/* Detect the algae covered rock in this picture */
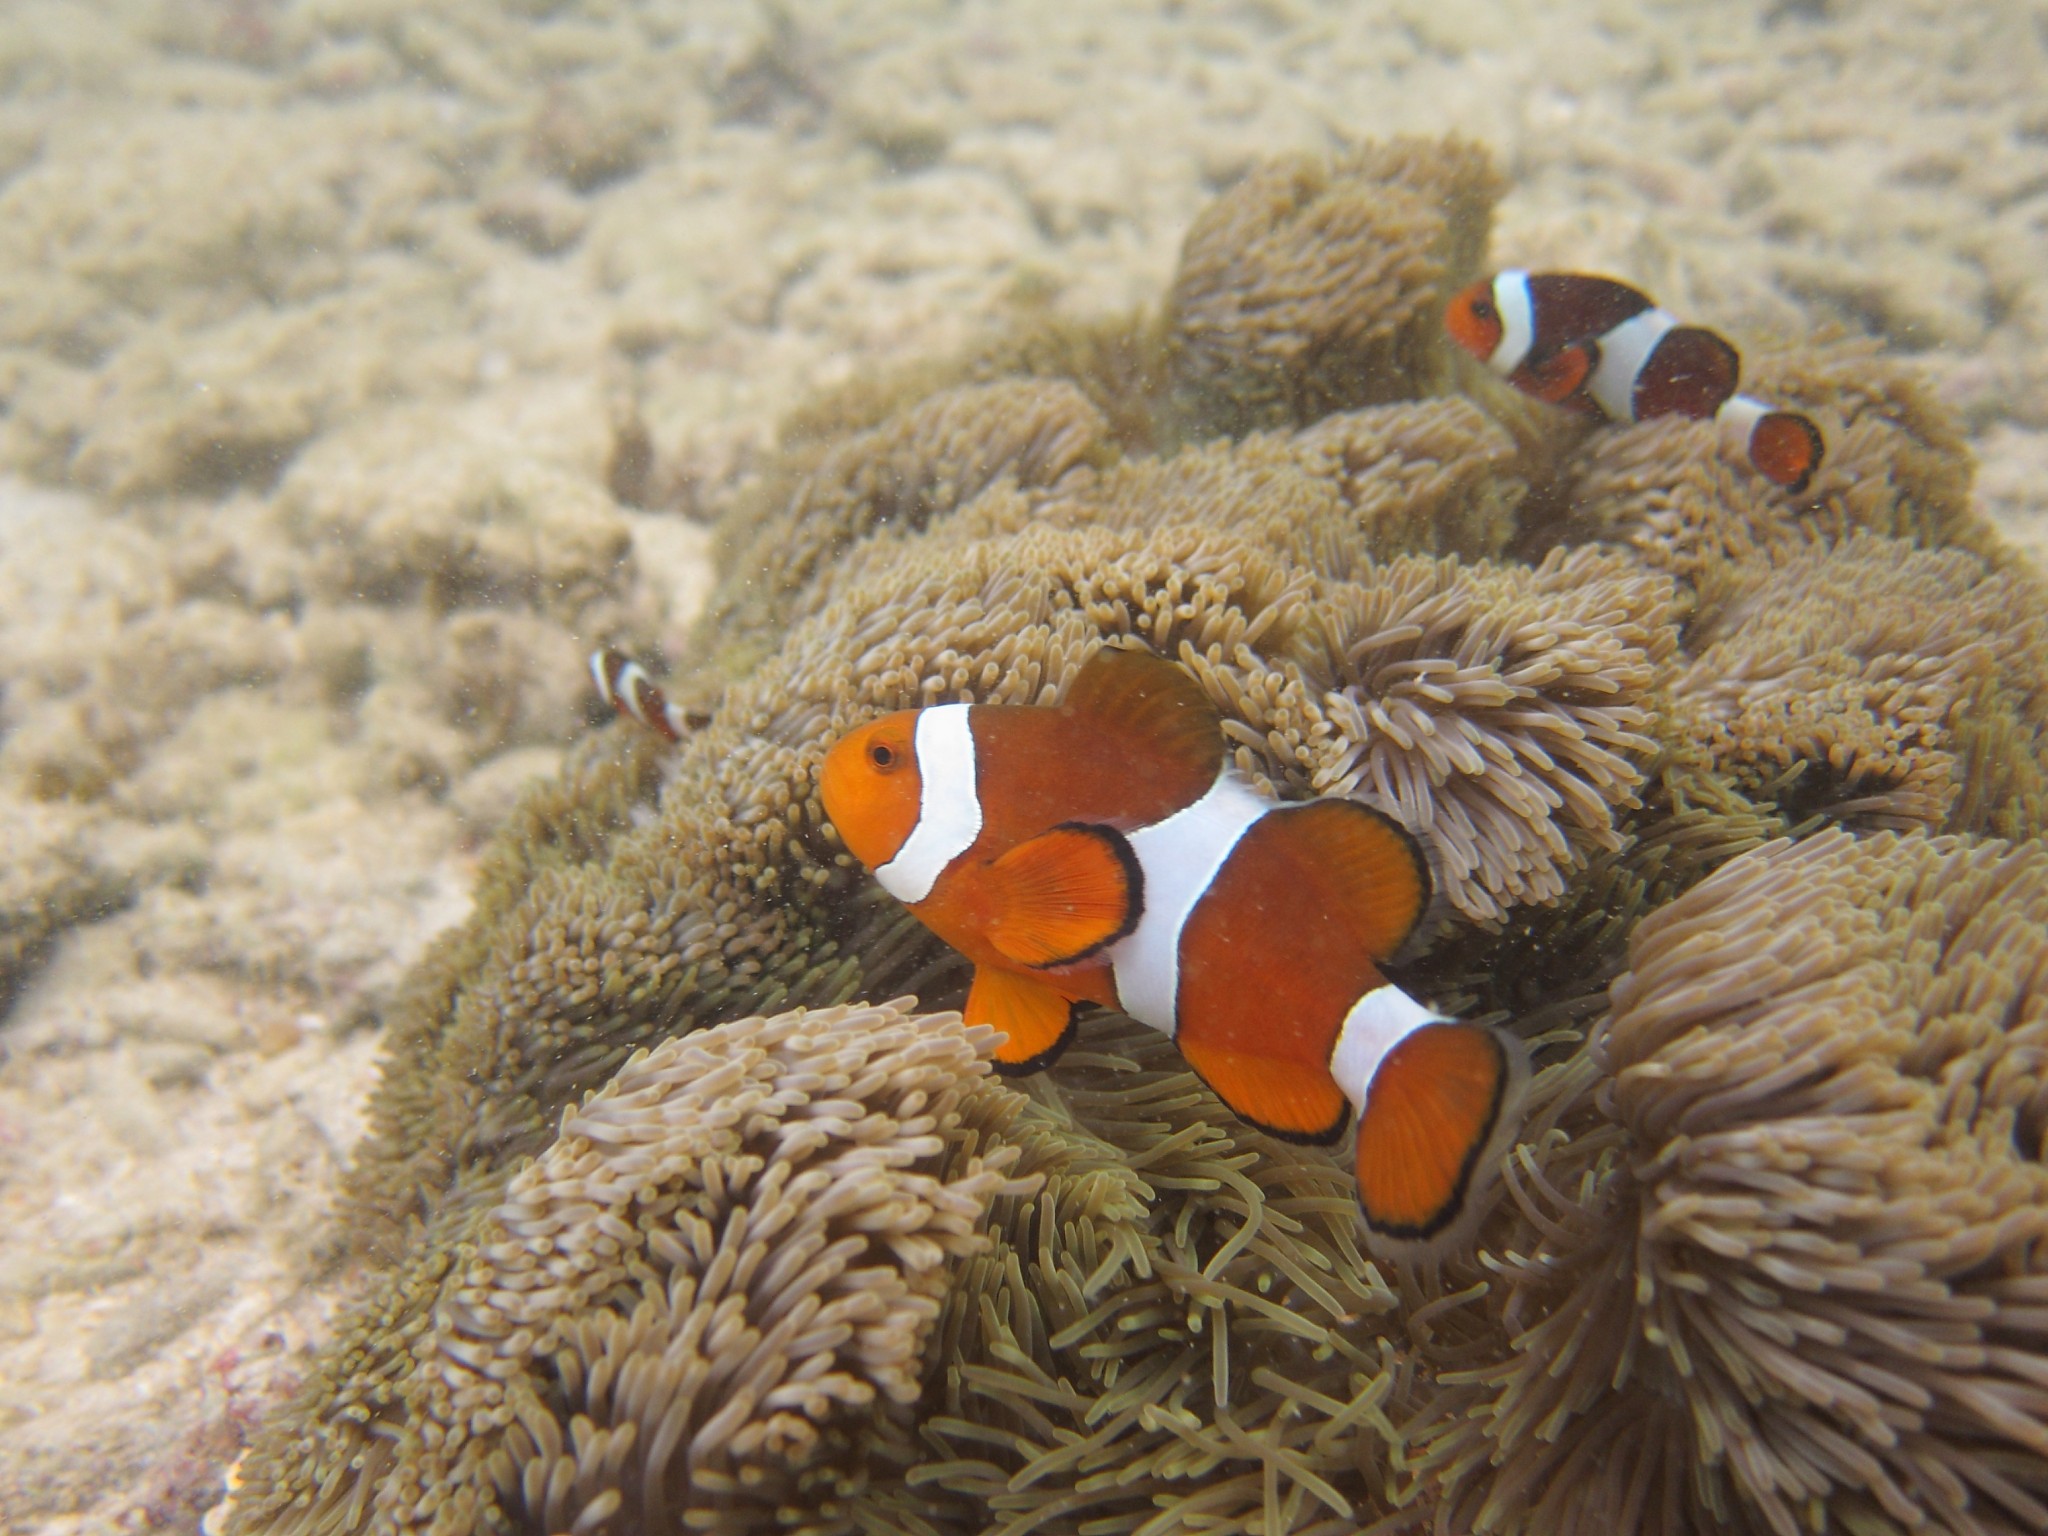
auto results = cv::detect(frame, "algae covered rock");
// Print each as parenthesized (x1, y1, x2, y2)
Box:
(227, 137, 2048, 1536)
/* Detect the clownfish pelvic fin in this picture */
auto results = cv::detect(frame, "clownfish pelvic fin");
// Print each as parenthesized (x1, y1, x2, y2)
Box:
(967, 965, 1080, 1074)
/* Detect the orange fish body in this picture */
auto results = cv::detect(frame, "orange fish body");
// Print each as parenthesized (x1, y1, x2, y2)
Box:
(1445, 268, 1824, 494)
(821, 646, 1526, 1248)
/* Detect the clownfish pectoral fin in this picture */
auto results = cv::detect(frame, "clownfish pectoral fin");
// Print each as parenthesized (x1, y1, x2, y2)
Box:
(967, 965, 1078, 1074)
(983, 823, 1142, 968)
(1748, 409, 1824, 494)
(1060, 646, 1224, 785)
(1267, 799, 1432, 962)
(1516, 341, 1595, 405)
(1353, 1020, 1523, 1243)
(1178, 1039, 1349, 1144)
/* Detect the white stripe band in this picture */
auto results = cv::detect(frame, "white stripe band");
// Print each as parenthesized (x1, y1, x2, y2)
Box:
(1587, 306, 1677, 424)
(874, 704, 981, 905)
(1715, 391, 1768, 440)
(1490, 270, 1536, 377)
(1329, 984, 1448, 1113)
(1110, 771, 1271, 1036)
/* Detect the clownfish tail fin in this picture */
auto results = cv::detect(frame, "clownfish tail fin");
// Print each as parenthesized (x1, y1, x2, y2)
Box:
(590, 648, 697, 742)
(1338, 993, 1529, 1252)
(1719, 393, 1825, 494)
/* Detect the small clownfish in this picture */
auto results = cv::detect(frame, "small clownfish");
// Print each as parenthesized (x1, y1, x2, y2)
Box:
(1445, 269, 1825, 494)
(589, 648, 701, 741)
(819, 645, 1528, 1250)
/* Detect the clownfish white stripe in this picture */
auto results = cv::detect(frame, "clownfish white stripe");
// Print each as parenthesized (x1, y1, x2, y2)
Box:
(1329, 983, 1450, 1114)
(1717, 392, 1768, 440)
(874, 704, 982, 905)
(1489, 269, 1536, 378)
(1587, 306, 1678, 423)
(1110, 770, 1272, 1036)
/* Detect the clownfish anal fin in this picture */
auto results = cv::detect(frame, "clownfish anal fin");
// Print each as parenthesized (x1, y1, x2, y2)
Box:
(1178, 1039, 1350, 1144)
(1517, 341, 1595, 405)
(967, 966, 1078, 1074)
(983, 823, 1142, 968)
(1267, 800, 1431, 963)
(1354, 1021, 1510, 1240)
(1061, 646, 1224, 784)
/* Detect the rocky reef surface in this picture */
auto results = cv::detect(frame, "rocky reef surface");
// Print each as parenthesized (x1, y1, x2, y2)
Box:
(2, 3, 2047, 1534)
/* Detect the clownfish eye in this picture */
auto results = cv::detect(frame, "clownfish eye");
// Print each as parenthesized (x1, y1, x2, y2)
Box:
(1472, 297, 1497, 323)
(868, 741, 898, 770)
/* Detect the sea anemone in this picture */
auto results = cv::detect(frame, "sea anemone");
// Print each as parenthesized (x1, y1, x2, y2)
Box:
(225, 137, 2048, 1536)
(1411, 830, 2048, 1536)
(1672, 532, 2048, 838)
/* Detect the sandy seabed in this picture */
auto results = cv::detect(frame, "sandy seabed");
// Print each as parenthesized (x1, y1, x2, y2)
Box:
(0, 1, 2043, 1530)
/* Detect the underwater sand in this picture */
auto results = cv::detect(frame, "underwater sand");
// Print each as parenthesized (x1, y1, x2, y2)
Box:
(0, 0, 2043, 1529)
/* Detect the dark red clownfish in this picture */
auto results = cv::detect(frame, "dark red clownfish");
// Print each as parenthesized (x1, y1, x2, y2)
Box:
(818, 645, 1528, 1251)
(1446, 269, 1825, 494)
(589, 648, 707, 741)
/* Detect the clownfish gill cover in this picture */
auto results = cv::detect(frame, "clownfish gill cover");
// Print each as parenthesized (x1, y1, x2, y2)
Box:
(1, 9, 2045, 1536)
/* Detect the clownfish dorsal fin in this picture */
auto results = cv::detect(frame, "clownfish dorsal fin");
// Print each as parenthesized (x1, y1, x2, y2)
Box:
(1060, 646, 1224, 784)
(1517, 340, 1595, 405)
(1353, 1020, 1518, 1240)
(967, 965, 1078, 1074)
(1178, 1040, 1349, 1144)
(982, 823, 1142, 969)
(1265, 799, 1432, 962)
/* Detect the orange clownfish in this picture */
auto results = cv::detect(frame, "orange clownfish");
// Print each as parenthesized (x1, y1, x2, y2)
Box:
(820, 645, 1527, 1248)
(1445, 269, 1825, 494)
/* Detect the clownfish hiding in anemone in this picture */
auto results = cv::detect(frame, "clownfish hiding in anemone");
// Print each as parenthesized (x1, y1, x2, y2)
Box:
(819, 645, 1529, 1250)
(1445, 269, 1825, 494)
(589, 647, 705, 741)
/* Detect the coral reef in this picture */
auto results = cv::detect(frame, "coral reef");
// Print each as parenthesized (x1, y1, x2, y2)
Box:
(225, 139, 2048, 1536)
